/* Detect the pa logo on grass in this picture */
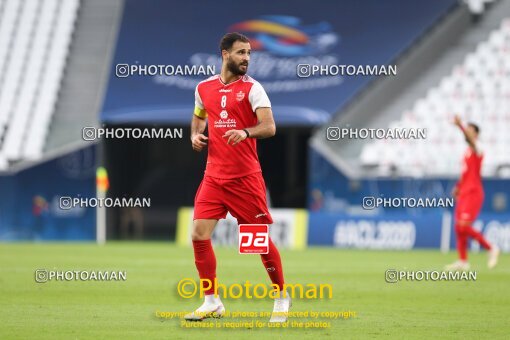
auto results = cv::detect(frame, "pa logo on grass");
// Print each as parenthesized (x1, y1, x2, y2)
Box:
(238, 224, 269, 254)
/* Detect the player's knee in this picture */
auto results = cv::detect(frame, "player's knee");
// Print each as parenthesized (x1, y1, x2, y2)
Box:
(191, 228, 210, 241)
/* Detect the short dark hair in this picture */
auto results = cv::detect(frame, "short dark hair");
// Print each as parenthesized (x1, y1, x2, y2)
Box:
(219, 32, 250, 53)
(468, 122, 480, 134)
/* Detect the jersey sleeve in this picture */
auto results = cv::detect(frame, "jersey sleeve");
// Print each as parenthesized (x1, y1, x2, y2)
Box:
(194, 85, 207, 118)
(248, 81, 271, 112)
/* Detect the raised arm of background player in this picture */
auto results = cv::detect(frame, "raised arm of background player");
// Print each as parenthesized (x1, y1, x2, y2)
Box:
(454, 115, 479, 153)
(451, 114, 478, 198)
(223, 107, 276, 145)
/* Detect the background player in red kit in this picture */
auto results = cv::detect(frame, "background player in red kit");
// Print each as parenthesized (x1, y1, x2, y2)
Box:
(184, 33, 290, 322)
(445, 115, 500, 271)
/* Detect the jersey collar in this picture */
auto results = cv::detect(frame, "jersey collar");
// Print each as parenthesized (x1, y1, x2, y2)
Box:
(219, 75, 244, 86)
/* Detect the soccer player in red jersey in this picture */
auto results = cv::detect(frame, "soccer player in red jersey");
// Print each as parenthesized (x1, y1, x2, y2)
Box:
(184, 33, 290, 322)
(445, 115, 499, 271)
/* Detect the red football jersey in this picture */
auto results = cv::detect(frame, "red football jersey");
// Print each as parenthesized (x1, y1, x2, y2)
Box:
(458, 146, 483, 195)
(194, 74, 271, 179)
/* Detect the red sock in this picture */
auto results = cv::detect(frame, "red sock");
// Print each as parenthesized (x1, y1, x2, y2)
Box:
(464, 226, 491, 250)
(455, 226, 468, 261)
(260, 238, 285, 291)
(192, 239, 216, 295)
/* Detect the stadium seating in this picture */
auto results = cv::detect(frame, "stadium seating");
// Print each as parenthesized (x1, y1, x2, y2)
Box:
(464, 0, 496, 14)
(361, 17, 510, 177)
(0, 0, 80, 169)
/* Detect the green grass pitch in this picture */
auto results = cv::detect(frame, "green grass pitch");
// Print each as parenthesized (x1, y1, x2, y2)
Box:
(0, 242, 508, 339)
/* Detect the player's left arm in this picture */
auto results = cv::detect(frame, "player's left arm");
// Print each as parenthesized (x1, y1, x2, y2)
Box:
(223, 107, 276, 145)
(223, 81, 276, 145)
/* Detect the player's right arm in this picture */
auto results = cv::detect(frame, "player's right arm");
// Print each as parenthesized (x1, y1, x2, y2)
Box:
(191, 114, 208, 152)
(191, 85, 208, 152)
(454, 115, 479, 154)
(452, 115, 471, 197)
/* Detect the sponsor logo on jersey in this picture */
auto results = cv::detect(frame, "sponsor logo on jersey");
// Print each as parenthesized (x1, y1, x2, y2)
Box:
(220, 110, 228, 119)
(219, 88, 232, 93)
(214, 118, 237, 128)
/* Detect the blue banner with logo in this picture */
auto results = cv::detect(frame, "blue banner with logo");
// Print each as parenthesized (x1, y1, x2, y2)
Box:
(102, 0, 456, 125)
(308, 211, 443, 249)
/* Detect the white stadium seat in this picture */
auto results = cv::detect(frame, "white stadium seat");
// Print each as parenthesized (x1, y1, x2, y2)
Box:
(361, 17, 510, 177)
(0, 0, 80, 164)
